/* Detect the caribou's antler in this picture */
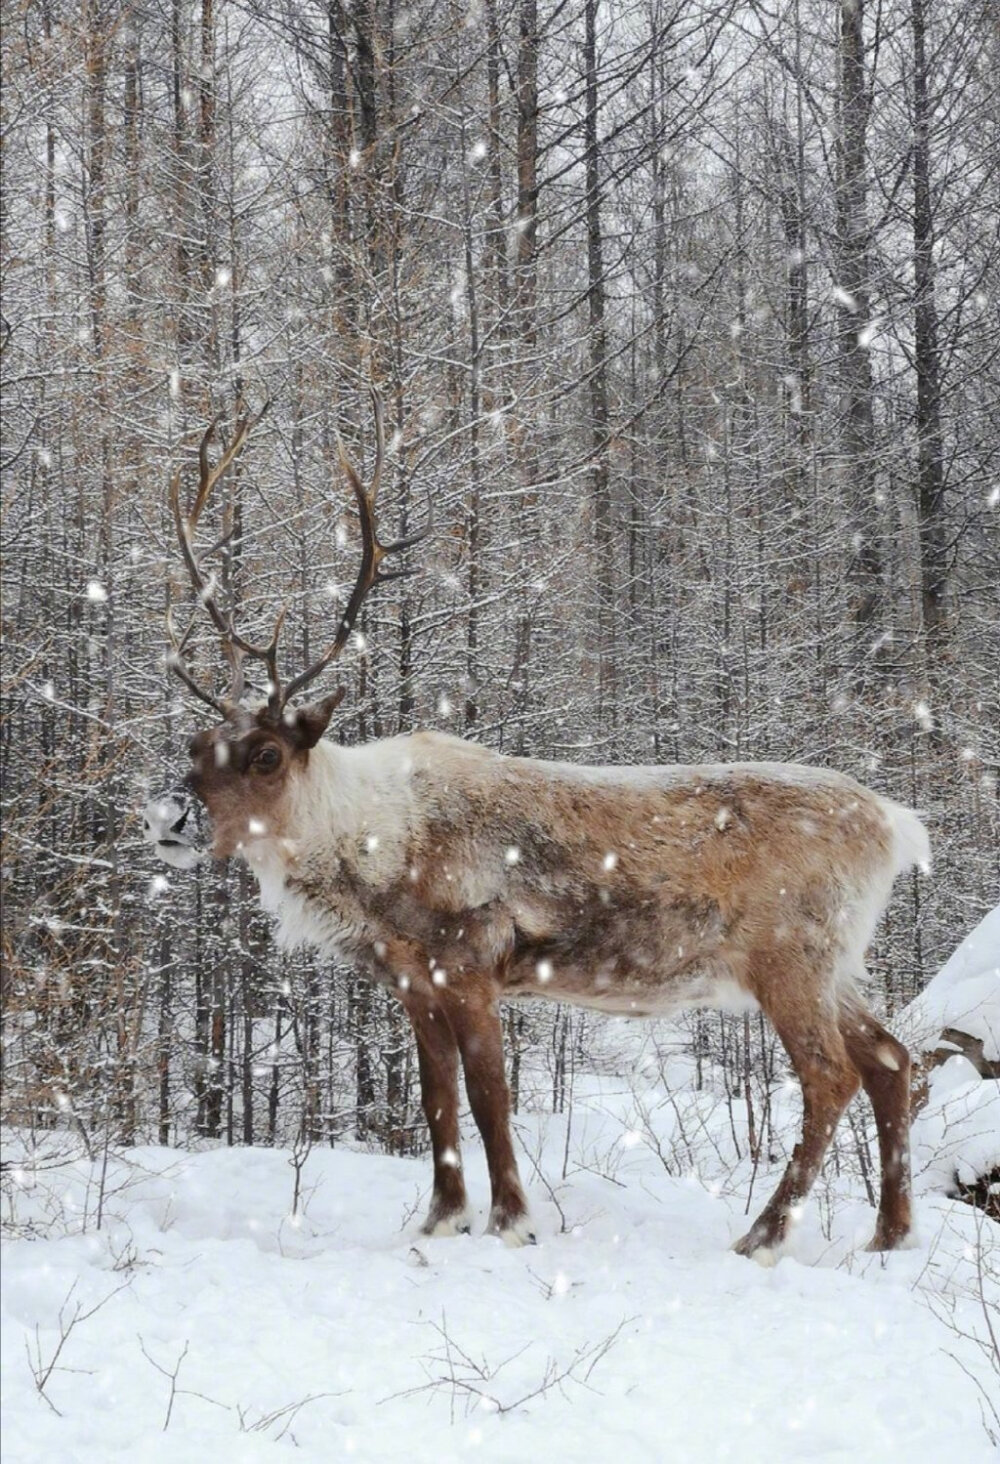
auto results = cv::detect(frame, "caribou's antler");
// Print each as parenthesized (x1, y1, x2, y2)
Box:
(167, 390, 429, 722)
(167, 401, 286, 715)
(279, 390, 429, 709)
(166, 605, 233, 718)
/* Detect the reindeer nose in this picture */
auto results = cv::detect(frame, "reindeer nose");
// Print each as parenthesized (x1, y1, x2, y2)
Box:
(143, 790, 206, 870)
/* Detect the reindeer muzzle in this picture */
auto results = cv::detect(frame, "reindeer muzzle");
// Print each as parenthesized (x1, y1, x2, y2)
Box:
(143, 791, 207, 870)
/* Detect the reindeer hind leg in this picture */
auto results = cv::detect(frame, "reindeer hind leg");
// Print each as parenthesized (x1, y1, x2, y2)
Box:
(838, 999, 913, 1251)
(736, 963, 860, 1260)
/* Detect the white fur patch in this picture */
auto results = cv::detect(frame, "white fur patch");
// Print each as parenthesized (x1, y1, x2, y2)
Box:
(877, 795, 931, 876)
(234, 736, 427, 960)
(424, 1209, 473, 1239)
(489, 1211, 536, 1248)
(876, 1044, 901, 1072)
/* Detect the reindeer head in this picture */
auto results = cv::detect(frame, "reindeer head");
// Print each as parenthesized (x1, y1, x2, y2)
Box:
(144, 391, 426, 865)
(178, 704, 334, 860)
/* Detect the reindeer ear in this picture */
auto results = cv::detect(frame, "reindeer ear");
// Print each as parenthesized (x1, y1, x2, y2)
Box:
(288, 687, 346, 749)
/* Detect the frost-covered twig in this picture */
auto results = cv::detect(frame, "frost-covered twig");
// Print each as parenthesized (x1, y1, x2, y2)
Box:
(913, 1205, 1000, 1446)
(514, 1118, 570, 1233)
(25, 1279, 129, 1415)
(380, 1309, 633, 1420)
(236, 1389, 341, 1441)
(137, 1337, 190, 1431)
(136, 1337, 232, 1432)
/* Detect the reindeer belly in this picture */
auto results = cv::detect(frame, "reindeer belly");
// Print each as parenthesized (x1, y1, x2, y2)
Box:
(510, 973, 760, 1018)
(504, 956, 757, 1018)
(500, 890, 750, 1017)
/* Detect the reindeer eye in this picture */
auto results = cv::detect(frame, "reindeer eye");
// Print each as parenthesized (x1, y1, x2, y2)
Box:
(252, 746, 281, 771)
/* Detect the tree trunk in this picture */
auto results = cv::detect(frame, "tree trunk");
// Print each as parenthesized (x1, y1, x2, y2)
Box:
(585, 0, 615, 722)
(515, 0, 538, 343)
(510, 0, 541, 752)
(836, 0, 881, 673)
(911, 0, 948, 651)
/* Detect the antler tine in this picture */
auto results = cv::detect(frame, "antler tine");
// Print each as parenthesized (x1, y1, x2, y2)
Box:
(171, 404, 269, 617)
(166, 606, 232, 718)
(264, 606, 287, 717)
(169, 402, 283, 716)
(216, 605, 285, 713)
(277, 392, 408, 711)
(192, 409, 261, 528)
(170, 430, 238, 646)
(381, 486, 435, 555)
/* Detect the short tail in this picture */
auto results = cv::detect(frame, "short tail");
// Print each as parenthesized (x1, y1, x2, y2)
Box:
(879, 797, 931, 877)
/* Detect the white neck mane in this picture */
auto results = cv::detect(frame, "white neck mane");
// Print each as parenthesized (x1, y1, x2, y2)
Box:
(243, 735, 418, 956)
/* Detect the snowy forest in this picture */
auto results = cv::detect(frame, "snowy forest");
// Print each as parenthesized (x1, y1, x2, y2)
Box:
(3, 0, 997, 1151)
(1, 0, 999, 1457)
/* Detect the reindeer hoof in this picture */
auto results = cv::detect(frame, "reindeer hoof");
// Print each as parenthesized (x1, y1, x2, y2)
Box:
(733, 1239, 779, 1267)
(863, 1224, 917, 1254)
(422, 1208, 473, 1238)
(732, 1224, 783, 1264)
(488, 1211, 536, 1247)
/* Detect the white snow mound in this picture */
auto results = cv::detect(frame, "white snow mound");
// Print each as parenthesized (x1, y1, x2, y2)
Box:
(911, 1057, 1000, 1195)
(901, 904, 1000, 1060)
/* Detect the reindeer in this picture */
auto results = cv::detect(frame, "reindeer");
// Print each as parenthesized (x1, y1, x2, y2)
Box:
(145, 396, 928, 1259)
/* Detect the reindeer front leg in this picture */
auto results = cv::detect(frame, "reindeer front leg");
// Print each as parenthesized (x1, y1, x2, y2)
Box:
(446, 989, 534, 1246)
(403, 996, 472, 1237)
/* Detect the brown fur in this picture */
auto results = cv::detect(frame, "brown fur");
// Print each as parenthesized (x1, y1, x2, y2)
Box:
(180, 715, 919, 1256)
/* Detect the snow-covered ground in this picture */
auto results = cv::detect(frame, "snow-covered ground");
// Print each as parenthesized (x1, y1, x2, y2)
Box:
(3, 1062, 998, 1464)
